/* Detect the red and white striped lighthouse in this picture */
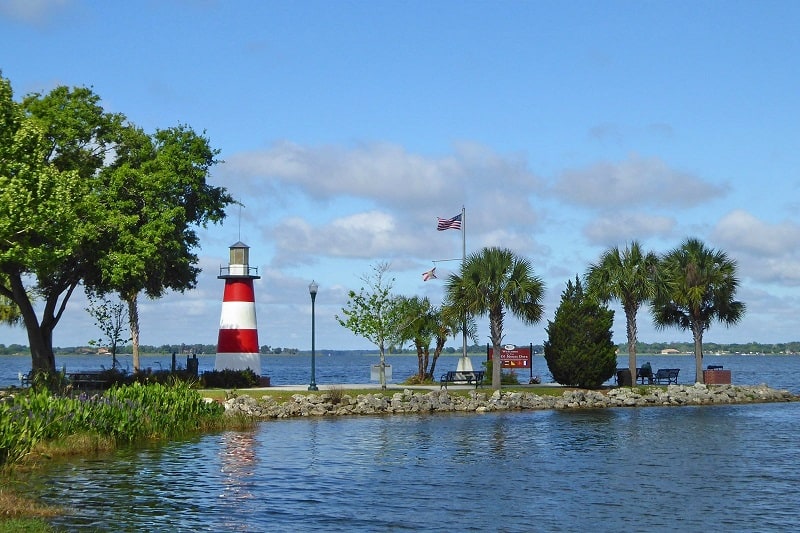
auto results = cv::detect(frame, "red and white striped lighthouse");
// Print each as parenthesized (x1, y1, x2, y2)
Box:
(215, 241, 261, 372)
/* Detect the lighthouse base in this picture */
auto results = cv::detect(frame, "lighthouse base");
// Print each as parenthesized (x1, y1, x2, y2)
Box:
(214, 353, 262, 373)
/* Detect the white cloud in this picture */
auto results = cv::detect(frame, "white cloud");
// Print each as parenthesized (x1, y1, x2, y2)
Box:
(713, 210, 800, 255)
(712, 210, 800, 286)
(584, 212, 675, 246)
(223, 141, 542, 211)
(552, 154, 727, 208)
(270, 211, 415, 265)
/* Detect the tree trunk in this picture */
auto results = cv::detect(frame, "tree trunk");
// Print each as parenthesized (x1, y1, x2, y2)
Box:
(27, 321, 56, 374)
(490, 309, 503, 390)
(428, 337, 446, 380)
(416, 343, 425, 379)
(379, 341, 386, 390)
(626, 306, 638, 387)
(693, 324, 704, 384)
(8, 273, 56, 374)
(492, 342, 502, 390)
(127, 292, 141, 372)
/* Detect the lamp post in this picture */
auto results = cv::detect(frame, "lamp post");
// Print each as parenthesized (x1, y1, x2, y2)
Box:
(308, 280, 319, 391)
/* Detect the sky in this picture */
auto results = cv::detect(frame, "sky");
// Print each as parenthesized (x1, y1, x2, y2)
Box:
(2, 0, 800, 352)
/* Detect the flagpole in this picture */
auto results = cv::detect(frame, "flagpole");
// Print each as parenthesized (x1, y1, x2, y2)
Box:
(461, 206, 468, 365)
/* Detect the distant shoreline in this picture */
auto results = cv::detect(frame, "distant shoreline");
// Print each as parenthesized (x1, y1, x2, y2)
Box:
(3, 351, 800, 357)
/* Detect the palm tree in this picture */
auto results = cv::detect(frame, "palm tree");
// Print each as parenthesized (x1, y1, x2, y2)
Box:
(586, 241, 659, 386)
(444, 247, 545, 390)
(396, 297, 478, 381)
(653, 238, 745, 383)
(396, 295, 437, 380)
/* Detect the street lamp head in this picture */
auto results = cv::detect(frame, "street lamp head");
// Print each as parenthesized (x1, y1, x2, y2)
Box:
(309, 280, 319, 296)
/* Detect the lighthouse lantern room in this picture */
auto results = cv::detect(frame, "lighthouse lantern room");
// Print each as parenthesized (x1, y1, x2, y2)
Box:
(215, 241, 262, 373)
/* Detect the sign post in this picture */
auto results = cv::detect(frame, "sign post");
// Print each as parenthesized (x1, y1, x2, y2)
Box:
(487, 343, 534, 381)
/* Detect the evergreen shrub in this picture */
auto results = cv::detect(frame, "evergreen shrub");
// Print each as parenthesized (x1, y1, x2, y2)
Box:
(544, 276, 617, 388)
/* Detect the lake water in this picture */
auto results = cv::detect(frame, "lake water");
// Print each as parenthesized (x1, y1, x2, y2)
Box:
(18, 402, 800, 531)
(5, 353, 800, 531)
(3, 352, 800, 393)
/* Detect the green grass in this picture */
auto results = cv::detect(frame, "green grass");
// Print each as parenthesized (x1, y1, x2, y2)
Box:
(0, 518, 56, 532)
(0, 488, 62, 531)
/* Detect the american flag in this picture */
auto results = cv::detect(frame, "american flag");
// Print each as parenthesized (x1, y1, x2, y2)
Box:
(437, 214, 462, 231)
(422, 267, 436, 281)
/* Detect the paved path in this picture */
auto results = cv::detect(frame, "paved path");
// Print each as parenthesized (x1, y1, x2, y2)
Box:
(263, 382, 562, 392)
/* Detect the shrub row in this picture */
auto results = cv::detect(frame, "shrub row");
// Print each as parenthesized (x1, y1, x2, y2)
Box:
(0, 381, 224, 468)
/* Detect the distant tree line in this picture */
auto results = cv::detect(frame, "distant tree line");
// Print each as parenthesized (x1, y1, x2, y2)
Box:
(3, 341, 800, 358)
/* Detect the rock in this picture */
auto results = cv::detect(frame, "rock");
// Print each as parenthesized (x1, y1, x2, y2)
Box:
(219, 384, 800, 419)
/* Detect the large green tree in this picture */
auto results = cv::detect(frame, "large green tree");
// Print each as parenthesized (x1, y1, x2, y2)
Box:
(336, 262, 404, 389)
(1, 75, 233, 375)
(444, 247, 545, 390)
(544, 276, 617, 388)
(653, 238, 745, 383)
(586, 241, 659, 386)
(0, 77, 96, 374)
(85, 124, 232, 371)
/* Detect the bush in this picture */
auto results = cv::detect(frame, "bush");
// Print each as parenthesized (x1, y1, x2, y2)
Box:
(200, 368, 260, 389)
(0, 382, 224, 468)
(544, 276, 617, 388)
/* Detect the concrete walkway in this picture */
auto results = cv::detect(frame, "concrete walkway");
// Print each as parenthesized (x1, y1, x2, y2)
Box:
(263, 382, 562, 392)
(265, 383, 458, 392)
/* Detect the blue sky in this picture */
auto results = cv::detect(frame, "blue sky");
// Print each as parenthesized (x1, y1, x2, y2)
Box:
(2, 0, 800, 351)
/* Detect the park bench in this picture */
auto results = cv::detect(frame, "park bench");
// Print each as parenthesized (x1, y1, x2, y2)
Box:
(440, 370, 485, 389)
(68, 371, 111, 391)
(653, 368, 680, 385)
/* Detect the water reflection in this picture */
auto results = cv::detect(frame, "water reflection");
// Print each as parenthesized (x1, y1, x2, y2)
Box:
(219, 430, 258, 505)
(23, 403, 800, 531)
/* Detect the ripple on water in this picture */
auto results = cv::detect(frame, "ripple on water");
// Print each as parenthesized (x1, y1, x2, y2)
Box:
(26, 403, 800, 531)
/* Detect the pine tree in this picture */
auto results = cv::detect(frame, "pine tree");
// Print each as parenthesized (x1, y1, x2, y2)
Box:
(544, 276, 617, 388)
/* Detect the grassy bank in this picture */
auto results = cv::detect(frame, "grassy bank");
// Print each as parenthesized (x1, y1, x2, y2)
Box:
(0, 380, 242, 529)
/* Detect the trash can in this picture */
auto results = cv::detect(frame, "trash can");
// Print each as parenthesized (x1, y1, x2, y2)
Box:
(616, 369, 632, 386)
(703, 369, 731, 384)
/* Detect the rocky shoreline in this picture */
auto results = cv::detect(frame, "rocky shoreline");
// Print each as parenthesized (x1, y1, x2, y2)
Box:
(223, 383, 799, 419)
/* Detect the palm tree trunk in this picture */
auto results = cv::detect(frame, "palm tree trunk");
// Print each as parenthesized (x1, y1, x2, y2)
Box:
(627, 312, 638, 387)
(429, 337, 445, 380)
(416, 343, 425, 379)
(693, 323, 704, 384)
(490, 312, 503, 390)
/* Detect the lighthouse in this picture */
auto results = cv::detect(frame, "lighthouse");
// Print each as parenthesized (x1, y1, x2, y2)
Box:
(215, 241, 261, 372)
